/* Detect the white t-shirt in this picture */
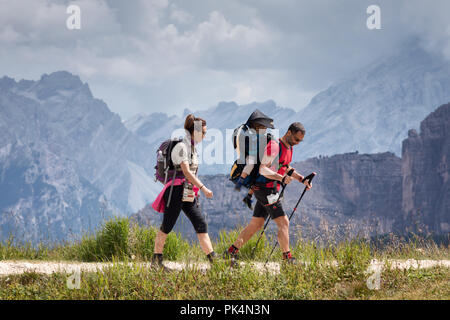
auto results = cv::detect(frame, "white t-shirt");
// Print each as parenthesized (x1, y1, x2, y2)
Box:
(171, 135, 199, 174)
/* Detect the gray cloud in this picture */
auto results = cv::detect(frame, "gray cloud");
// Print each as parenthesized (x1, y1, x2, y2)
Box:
(0, 0, 448, 119)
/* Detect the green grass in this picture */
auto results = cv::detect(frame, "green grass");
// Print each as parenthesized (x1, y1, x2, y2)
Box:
(0, 217, 449, 300)
(1, 217, 190, 262)
(0, 261, 448, 300)
(3, 218, 447, 263)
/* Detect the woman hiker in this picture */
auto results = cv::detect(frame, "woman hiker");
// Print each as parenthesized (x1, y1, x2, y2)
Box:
(151, 114, 217, 269)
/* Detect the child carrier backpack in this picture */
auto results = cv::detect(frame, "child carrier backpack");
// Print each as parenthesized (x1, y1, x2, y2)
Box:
(229, 125, 274, 189)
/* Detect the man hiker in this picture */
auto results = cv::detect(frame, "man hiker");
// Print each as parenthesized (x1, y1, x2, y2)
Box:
(226, 122, 312, 265)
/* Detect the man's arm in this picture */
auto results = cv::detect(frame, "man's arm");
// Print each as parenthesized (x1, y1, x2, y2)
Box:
(259, 150, 283, 181)
(287, 165, 312, 189)
(259, 152, 293, 183)
(288, 166, 304, 182)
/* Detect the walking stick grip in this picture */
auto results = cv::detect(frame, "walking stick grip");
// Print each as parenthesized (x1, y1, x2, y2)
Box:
(281, 168, 295, 185)
(301, 172, 316, 183)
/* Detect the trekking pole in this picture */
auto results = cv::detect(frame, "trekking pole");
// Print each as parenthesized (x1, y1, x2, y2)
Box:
(251, 168, 294, 258)
(264, 172, 316, 267)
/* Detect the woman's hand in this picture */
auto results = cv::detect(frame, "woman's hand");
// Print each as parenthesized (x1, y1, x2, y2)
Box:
(201, 186, 213, 199)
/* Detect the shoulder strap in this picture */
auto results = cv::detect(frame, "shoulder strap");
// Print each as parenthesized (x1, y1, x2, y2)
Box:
(271, 139, 284, 168)
(272, 139, 291, 191)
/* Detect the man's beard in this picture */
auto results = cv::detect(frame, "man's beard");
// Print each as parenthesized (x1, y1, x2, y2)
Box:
(287, 136, 295, 146)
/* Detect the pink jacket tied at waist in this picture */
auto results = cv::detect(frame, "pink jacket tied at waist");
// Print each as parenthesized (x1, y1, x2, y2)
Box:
(152, 178, 200, 213)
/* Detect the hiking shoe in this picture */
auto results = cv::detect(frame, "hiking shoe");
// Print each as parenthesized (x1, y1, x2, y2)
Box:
(207, 251, 218, 264)
(242, 194, 253, 210)
(222, 248, 240, 260)
(223, 251, 240, 269)
(230, 257, 240, 269)
(222, 250, 235, 259)
(283, 256, 298, 265)
(282, 251, 298, 265)
(150, 254, 172, 272)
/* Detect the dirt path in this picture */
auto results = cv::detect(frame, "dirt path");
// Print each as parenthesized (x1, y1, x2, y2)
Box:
(0, 259, 449, 276)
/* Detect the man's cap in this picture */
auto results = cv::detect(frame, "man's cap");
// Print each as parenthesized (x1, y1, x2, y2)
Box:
(246, 109, 275, 129)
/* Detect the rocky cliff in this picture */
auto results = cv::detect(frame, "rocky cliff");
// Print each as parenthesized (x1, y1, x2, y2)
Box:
(401, 102, 450, 234)
(0, 142, 114, 243)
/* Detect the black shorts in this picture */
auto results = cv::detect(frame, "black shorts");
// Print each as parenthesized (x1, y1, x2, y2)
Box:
(161, 185, 208, 234)
(253, 187, 286, 220)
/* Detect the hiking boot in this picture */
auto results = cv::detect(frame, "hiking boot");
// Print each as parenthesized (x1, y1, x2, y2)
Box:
(222, 249, 239, 260)
(242, 194, 253, 210)
(230, 257, 240, 269)
(151, 254, 172, 272)
(282, 251, 297, 265)
(207, 251, 218, 264)
(223, 244, 240, 260)
(223, 248, 241, 269)
(283, 256, 298, 265)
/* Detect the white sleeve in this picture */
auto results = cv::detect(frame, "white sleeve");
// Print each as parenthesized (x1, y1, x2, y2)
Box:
(171, 142, 189, 166)
(242, 155, 256, 175)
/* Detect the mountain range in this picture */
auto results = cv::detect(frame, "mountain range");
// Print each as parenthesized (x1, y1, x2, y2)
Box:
(126, 43, 450, 172)
(134, 102, 450, 241)
(0, 71, 159, 242)
(1, 42, 449, 243)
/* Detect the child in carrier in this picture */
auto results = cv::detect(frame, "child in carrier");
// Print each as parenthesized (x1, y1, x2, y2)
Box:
(234, 110, 275, 210)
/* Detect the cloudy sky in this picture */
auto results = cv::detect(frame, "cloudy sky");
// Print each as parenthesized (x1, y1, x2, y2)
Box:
(1, 0, 449, 120)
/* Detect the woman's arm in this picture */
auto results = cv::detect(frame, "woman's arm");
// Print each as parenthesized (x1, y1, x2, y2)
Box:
(180, 161, 213, 198)
(180, 161, 202, 187)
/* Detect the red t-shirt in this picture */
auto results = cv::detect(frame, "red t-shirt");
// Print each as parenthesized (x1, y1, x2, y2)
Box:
(264, 139, 293, 190)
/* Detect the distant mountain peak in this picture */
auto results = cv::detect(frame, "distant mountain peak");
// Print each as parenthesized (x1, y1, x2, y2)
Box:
(33, 70, 92, 100)
(38, 70, 83, 89)
(0, 75, 16, 90)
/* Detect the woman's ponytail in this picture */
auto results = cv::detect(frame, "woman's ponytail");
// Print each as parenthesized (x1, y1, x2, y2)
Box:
(184, 114, 206, 135)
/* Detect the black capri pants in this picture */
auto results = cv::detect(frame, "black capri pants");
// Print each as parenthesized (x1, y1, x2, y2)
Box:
(161, 185, 208, 234)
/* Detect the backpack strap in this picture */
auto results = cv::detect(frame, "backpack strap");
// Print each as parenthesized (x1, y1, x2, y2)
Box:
(166, 169, 177, 208)
(254, 139, 290, 190)
(272, 141, 281, 191)
(166, 138, 195, 208)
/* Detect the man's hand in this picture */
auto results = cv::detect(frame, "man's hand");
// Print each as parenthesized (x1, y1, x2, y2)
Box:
(301, 172, 316, 190)
(282, 174, 294, 185)
(303, 180, 312, 190)
(292, 170, 312, 190)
